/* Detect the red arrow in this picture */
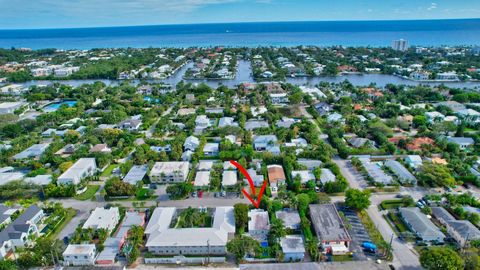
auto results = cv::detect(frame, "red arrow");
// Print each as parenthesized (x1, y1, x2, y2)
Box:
(230, 160, 268, 208)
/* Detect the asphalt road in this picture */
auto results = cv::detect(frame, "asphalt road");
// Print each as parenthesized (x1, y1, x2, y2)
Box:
(333, 158, 422, 270)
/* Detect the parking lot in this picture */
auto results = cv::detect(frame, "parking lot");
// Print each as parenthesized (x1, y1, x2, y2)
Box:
(336, 204, 375, 261)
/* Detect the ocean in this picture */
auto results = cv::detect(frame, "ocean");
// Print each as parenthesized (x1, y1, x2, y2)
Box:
(0, 19, 479, 49)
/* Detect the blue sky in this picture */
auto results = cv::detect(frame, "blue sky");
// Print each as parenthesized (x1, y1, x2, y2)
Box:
(1, 0, 479, 29)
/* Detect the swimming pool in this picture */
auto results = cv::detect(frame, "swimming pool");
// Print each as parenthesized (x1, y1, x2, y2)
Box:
(43, 100, 77, 112)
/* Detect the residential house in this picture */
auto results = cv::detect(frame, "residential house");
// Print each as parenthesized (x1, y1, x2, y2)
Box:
(399, 207, 445, 243)
(431, 207, 480, 247)
(195, 115, 211, 133)
(203, 143, 219, 157)
(267, 165, 286, 188)
(89, 144, 112, 153)
(327, 112, 344, 124)
(253, 135, 280, 155)
(457, 109, 480, 125)
(0, 102, 26, 115)
(314, 102, 333, 115)
(245, 120, 269, 130)
(280, 235, 305, 262)
(0, 205, 44, 259)
(149, 162, 190, 183)
(194, 171, 211, 187)
(218, 117, 238, 128)
(384, 160, 416, 184)
(184, 136, 200, 151)
(123, 165, 148, 185)
(299, 86, 326, 99)
(319, 168, 336, 185)
(309, 204, 351, 255)
(119, 118, 142, 131)
(96, 211, 145, 265)
(425, 111, 445, 123)
(83, 207, 120, 233)
(0, 204, 19, 227)
(13, 143, 50, 160)
(275, 209, 301, 230)
(246, 168, 265, 187)
(62, 244, 96, 266)
(406, 137, 435, 151)
(57, 158, 97, 185)
(405, 155, 423, 170)
(248, 209, 270, 242)
(270, 93, 289, 105)
(359, 158, 393, 185)
(222, 171, 237, 187)
(291, 170, 315, 185)
(447, 137, 475, 150)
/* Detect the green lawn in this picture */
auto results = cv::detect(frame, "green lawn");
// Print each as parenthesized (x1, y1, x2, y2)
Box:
(101, 164, 117, 177)
(332, 254, 353, 262)
(74, 185, 100, 201)
(45, 208, 76, 240)
(388, 212, 408, 233)
(135, 188, 154, 200)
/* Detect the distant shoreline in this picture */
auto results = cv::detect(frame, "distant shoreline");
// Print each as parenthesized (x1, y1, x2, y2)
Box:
(1, 19, 479, 49)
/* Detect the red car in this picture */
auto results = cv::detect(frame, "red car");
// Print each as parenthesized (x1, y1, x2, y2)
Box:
(198, 191, 203, 198)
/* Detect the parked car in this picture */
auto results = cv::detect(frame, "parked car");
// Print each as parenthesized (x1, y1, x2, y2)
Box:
(362, 242, 377, 253)
(192, 191, 198, 198)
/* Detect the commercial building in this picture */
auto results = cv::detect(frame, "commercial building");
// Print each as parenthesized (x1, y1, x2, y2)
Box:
(145, 207, 235, 255)
(57, 158, 97, 185)
(149, 162, 189, 183)
(309, 204, 351, 255)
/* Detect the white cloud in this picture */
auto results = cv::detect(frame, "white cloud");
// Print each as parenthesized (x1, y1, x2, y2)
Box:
(427, 2, 437, 11)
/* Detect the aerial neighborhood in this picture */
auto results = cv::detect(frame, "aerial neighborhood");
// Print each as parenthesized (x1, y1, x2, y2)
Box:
(0, 44, 480, 270)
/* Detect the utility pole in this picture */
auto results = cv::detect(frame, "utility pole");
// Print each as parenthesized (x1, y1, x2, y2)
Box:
(207, 239, 210, 265)
(386, 233, 394, 259)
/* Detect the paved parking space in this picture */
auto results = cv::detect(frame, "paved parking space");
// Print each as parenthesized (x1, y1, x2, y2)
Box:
(337, 204, 374, 261)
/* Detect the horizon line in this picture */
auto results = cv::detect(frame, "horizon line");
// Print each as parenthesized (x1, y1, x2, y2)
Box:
(1, 17, 479, 31)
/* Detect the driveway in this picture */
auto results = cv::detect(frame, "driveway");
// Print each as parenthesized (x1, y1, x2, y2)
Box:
(56, 208, 89, 241)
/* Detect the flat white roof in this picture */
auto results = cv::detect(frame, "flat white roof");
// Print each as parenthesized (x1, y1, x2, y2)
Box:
(222, 171, 237, 186)
(146, 207, 235, 247)
(63, 244, 95, 256)
(194, 171, 211, 186)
